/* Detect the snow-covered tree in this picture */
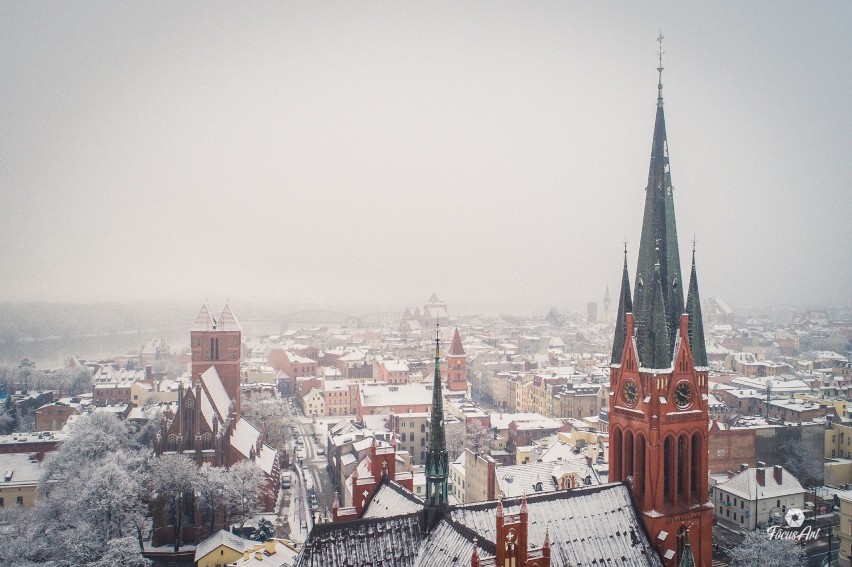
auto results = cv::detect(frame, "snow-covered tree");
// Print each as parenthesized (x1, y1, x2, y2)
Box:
(242, 391, 289, 448)
(197, 462, 229, 531)
(780, 439, 823, 488)
(225, 460, 266, 528)
(0, 413, 149, 566)
(149, 453, 200, 552)
(466, 421, 494, 455)
(0, 401, 14, 434)
(730, 530, 806, 567)
(88, 537, 151, 567)
(40, 413, 136, 491)
(251, 518, 276, 541)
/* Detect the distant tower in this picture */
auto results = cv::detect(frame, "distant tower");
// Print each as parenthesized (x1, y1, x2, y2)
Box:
(603, 285, 613, 322)
(586, 301, 598, 323)
(608, 40, 713, 567)
(424, 325, 449, 529)
(190, 304, 242, 417)
(446, 328, 467, 392)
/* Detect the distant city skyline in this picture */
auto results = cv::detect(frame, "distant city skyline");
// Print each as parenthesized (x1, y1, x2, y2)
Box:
(2, 3, 850, 313)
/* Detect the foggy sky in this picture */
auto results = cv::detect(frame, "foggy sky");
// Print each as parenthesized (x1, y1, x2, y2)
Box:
(1, 2, 850, 315)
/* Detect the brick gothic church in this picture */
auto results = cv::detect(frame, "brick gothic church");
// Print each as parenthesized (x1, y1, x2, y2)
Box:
(608, 56, 713, 566)
(291, 62, 708, 567)
(150, 305, 279, 548)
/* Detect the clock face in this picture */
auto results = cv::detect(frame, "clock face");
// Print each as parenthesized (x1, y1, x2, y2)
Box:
(622, 380, 639, 406)
(674, 382, 693, 408)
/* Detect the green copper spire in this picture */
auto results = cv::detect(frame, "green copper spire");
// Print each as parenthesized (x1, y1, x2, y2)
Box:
(678, 528, 696, 567)
(611, 243, 634, 364)
(640, 262, 671, 369)
(685, 246, 708, 367)
(634, 47, 684, 368)
(425, 323, 449, 516)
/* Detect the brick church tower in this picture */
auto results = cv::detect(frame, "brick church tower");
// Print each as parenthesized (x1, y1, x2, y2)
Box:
(190, 304, 242, 418)
(608, 50, 712, 567)
(446, 328, 468, 392)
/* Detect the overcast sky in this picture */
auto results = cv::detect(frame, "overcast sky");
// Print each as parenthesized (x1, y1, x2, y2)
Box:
(1, 2, 850, 315)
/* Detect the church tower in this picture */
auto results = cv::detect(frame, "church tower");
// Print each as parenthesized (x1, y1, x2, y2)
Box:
(446, 328, 468, 392)
(608, 43, 713, 567)
(190, 304, 242, 418)
(425, 325, 449, 529)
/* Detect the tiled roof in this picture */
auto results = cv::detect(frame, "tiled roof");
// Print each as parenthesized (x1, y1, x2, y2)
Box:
(190, 304, 216, 332)
(296, 513, 424, 567)
(217, 304, 242, 332)
(449, 329, 465, 356)
(718, 466, 805, 500)
(362, 480, 423, 519)
(299, 483, 661, 567)
(450, 486, 662, 566)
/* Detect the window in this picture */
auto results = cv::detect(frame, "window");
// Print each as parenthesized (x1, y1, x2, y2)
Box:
(16, 497, 23, 505)
(0, 498, 3, 507)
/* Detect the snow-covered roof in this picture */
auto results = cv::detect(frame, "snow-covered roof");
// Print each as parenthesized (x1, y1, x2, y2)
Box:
(201, 366, 232, 417)
(718, 466, 805, 501)
(361, 480, 423, 519)
(194, 529, 249, 561)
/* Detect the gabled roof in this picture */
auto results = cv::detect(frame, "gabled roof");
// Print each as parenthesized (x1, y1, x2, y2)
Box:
(194, 529, 248, 561)
(362, 479, 424, 519)
(217, 304, 242, 332)
(190, 304, 216, 332)
(719, 466, 805, 501)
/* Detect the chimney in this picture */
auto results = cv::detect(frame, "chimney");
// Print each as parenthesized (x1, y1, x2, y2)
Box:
(774, 465, 783, 484)
(145, 365, 152, 380)
(756, 468, 765, 486)
(264, 539, 276, 554)
(757, 461, 766, 467)
(740, 463, 749, 472)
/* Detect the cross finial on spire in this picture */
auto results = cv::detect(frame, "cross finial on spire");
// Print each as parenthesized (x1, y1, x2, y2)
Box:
(656, 31, 665, 105)
(435, 320, 441, 358)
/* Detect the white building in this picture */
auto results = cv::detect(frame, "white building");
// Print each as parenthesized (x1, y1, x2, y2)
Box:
(711, 464, 806, 531)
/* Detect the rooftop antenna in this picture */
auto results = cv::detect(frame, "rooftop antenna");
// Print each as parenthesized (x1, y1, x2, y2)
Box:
(656, 31, 665, 105)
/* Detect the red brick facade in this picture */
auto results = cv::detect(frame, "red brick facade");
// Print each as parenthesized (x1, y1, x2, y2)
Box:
(609, 314, 713, 566)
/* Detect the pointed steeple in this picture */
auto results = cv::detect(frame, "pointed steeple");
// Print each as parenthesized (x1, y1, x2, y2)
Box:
(611, 244, 634, 364)
(678, 529, 696, 567)
(425, 323, 449, 522)
(449, 328, 465, 356)
(634, 48, 684, 367)
(685, 247, 708, 367)
(189, 304, 216, 332)
(217, 304, 242, 332)
(640, 262, 671, 368)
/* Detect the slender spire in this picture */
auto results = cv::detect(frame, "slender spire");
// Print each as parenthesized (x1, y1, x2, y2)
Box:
(656, 31, 665, 106)
(685, 244, 708, 367)
(634, 38, 684, 368)
(640, 262, 671, 368)
(425, 321, 449, 521)
(611, 243, 634, 364)
(678, 528, 696, 567)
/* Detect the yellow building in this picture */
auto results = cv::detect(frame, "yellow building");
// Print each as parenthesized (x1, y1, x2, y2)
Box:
(227, 539, 299, 566)
(194, 530, 249, 567)
(0, 453, 42, 509)
(838, 494, 852, 567)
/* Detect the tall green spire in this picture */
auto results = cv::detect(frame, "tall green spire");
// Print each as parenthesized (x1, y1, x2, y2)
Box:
(425, 324, 448, 516)
(633, 51, 684, 368)
(640, 262, 671, 369)
(611, 244, 634, 364)
(685, 247, 708, 367)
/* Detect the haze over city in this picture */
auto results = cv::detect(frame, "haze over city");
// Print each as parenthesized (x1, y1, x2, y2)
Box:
(1, 2, 850, 314)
